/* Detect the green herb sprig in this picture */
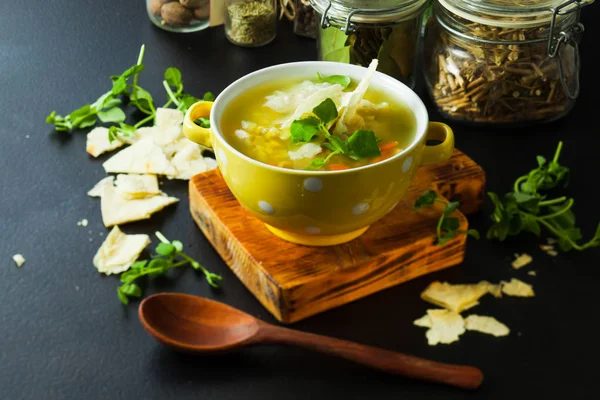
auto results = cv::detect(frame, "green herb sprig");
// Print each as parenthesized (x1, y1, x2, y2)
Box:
(290, 98, 381, 169)
(487, 141, 600, 251)
(116, 231, 222, 305)
(414, 190, 480, 245)
(46, 45, 213, 142)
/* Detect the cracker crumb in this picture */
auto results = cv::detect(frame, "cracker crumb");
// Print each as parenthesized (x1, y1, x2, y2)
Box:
(539, 244, 554, 251)
(77, 219, 89, 227)
(25, 135, 30, 139)
(547, 238, 558, 245)
(547, 250, 558, 257)
(421, 281, 493, 312)
(511, 253, 532, 269)
(528, 271, 537, 276)
(12, 254, 25, 267)
(424, 309, 465, 346)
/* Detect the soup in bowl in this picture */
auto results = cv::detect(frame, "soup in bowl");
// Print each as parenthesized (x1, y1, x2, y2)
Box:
(183, 61, 454, 246)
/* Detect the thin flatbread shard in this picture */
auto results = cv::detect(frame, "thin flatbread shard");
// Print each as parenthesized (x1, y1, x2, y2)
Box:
(501, 278, 535, 297)
(93, 226, 150, 275)
(425, 309, 465, 346)
(334, 59, 378, 135)
(464, 315, 510, 337)
(155, 107, 184, 129)
(86, 127, 125, 157)
(421, 281, 493, 312)
(87, 176, 115, 198)
(100, 183, 179, 227)
(114, 174, 160, 199)
(168, 143, 217, 180)
(512, 253, 532, 269)
(413, 314, 432, 328)
(102, 137, 176, 176)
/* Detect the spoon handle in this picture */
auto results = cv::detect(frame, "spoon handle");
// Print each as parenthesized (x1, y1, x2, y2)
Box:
(257, 324, 483, 390)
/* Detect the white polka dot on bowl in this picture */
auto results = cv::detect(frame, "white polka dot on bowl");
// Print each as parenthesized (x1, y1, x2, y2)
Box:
(402, 156, 413, 173)
(352, 202, 369, 215)
(258, 200, 274, 214)
(303, 177, 323, 192)
(217, 148, 228, 166)
(304, 226, 321, 234)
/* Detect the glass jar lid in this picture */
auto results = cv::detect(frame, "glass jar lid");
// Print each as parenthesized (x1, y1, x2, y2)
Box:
(438, 0, 594, 28)
(310, 0, 429, 25)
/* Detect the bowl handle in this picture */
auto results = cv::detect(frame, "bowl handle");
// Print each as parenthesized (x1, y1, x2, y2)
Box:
(420, 122, 455, 166)
(183, 101, 214, 149)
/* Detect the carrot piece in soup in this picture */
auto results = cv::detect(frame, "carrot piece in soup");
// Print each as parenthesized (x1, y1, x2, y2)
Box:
(329, 164, 350, 171)
(378, 141, 399, 152)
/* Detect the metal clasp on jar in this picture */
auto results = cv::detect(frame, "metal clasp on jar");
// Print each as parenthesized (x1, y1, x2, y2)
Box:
(547, 0, 591, 100)
(319, 0, 421, 34)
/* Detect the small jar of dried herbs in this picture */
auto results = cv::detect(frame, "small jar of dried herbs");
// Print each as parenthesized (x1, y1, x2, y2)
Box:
(423, 0, 593, 125)
(310, 0, 430, 89)
(294, 0, 318, 38)
(225, 0, 277, 47)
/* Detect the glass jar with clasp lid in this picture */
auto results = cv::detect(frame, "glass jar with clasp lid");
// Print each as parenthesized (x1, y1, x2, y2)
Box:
(310, 0, 431, 89)
(423, 0, 594, 125)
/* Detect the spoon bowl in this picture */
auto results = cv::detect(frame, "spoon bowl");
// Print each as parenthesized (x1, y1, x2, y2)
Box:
(139, 293, 483, 390)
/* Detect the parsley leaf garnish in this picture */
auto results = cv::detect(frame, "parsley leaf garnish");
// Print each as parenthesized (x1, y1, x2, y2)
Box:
(487, 141, 600, 251)
(414, 190, 479, 245)
(347, 130, 381, 160)
(116, 231, 222, 305)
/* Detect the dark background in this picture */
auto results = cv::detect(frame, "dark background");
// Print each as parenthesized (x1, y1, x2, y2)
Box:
(1, 1, 599, 399)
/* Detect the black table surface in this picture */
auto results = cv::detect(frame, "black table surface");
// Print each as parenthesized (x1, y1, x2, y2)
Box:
(2, 1, 599, 399)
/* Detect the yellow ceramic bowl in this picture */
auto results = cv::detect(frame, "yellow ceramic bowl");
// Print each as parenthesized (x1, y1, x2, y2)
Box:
(183, 62, 454, 246)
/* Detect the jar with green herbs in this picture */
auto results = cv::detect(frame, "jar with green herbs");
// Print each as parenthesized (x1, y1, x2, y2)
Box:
(310, 0, 430, 89)
(423, 0, 593, 125)
(225, 0, 277, 47)
(146, 0, 210, 32)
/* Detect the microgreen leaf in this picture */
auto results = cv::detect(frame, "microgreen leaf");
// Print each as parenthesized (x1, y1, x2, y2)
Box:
(308, 158, 326, 170)
(316, 72, 351, 89)
(347, 130, 381, 160)
(164, 67, 182, 89)
(466, 229, 480, 239)
(441, 217, 460, 232)
(443, 201, 460, 216)
(414, 190, 438, 210)
(155, 242, 175, 256)
(120, 283, 142, 298)
(290, 116, 321, 143)
(203, 92, 215, 101)
(325, 133, 348, 154)
(97, 107, 126, 123)
(312, 98, 338, 124)
(194, 117, 210, 128)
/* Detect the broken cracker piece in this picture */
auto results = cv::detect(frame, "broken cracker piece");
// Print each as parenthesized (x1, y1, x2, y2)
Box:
(114, 174, 160, 199)
(501, 278, 535, 297)
(100, 183, 178, 227)
(93, 226, 150, 275)
(511, 253, 532, 270)
(421, 281, 492, 312)
(86, 127, 125, 157)
(425, 309, 465, 346)
(413, 314, 432, 328)
(528, 271, 537, 276)
(102, 137, 176, 176)
(12, 254, 25, 267)
(168, 142, 218, 180)
(465, 315, 510, 337)
(155, 107, 184, 129)
(88, 176, 115, 198)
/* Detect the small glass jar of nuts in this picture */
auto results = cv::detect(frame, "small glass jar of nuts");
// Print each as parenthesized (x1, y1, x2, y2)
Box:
(146, 0, 211, 32)
(294, 0, 318, 38)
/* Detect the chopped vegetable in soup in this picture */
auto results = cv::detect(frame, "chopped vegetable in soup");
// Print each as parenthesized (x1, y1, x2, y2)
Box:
(221, 60, 417, 171)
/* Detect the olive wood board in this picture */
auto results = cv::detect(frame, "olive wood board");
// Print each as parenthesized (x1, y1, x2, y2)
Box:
(189, 149, 485, 324)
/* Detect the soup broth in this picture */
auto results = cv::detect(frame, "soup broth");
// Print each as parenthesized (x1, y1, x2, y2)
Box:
(221, 73, 417, 171)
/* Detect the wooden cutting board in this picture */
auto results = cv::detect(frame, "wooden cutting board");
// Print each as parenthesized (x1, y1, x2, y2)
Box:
(189, 149, 485, 324)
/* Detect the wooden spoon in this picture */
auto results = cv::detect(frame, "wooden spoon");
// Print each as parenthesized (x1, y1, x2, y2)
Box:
(139, 293, 483, 390)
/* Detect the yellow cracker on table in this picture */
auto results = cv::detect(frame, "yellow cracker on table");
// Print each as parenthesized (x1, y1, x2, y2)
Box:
(424, 309, 465, 346)
(168, 143, 218, 180)
(87, 176, 115, 198)
(421, 281, 493, 312)
(114, 174, 160, 199)
(12, 254, 26, 268)
(135, 125, 183, 148)
(93, 226, 150, 275)
(511, 253, 533, 270)
(86, 127, 125, 157)
(102, 137, 176, 176)
(464, 315, 510, 337)
(100, 183, 178, 227)
(501, 278, 535, 297)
